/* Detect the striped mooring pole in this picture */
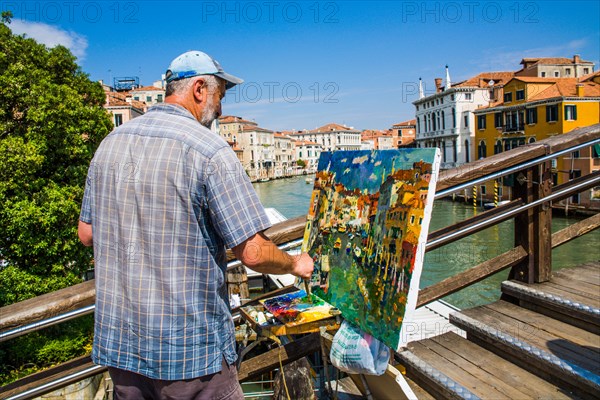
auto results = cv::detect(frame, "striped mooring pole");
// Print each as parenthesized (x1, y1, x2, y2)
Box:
(472, 185, 477, 212)
(494, 180, 499, 207)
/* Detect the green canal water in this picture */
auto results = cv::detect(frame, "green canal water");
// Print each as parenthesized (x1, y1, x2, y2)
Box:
(253, 175, 600, 309)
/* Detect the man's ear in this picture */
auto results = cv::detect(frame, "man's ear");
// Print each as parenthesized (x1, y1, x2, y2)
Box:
(192, 78, 206, 102)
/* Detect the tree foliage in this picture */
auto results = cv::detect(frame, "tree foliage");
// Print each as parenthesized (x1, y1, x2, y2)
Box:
(0, 22, 112, 305)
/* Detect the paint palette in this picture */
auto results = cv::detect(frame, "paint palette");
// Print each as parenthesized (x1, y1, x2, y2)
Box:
(260, 290, 336, 327)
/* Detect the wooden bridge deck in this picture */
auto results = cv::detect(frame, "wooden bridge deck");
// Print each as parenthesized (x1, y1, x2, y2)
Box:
(397, 261, 600, 399)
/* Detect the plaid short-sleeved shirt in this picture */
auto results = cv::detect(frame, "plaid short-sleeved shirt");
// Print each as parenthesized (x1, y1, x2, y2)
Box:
(80, 103, 271, 380)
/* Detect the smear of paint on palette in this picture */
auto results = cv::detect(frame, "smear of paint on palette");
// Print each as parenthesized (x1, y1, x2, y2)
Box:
(261, 290, 334, 326)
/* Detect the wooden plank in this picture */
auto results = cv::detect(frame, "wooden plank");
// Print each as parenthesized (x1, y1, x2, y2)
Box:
(417, 246, 527, 307)
(430, 332, 574, 399)
(517, 301, 600, 335)
(462, 304, 600, 372)
(237, 332, 321, 382)
(407, 340, 511, 399)
(553, 267, 600, 286)
(436, 124, 600, 192)
(547, 275, 600, 299)
(485, 301, 599, 351)
(554, 265, 600, 285)
(0, 280, 95, 332)
(551, 212, 600, 249)
(540, 281, 600, 306)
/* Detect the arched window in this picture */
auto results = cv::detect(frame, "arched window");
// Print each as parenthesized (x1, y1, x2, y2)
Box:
(416, 117, 420, 134)
(478, 140, 487, 159)
(494, 140, 502, 154)
(528, 137, 536, 144)
(441, 111, 446, 129)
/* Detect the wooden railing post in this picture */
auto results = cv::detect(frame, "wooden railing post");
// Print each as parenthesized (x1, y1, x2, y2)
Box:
(511, 161, 553, 283)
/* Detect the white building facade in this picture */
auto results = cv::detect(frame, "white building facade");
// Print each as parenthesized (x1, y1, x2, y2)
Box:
(414, 71, 514, 169)
(291, 123, 361, 152)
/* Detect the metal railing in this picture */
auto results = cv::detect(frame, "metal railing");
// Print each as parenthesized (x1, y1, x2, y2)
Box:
(1, 124, 599, 400)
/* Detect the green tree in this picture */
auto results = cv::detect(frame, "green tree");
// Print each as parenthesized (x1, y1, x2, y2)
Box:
(296, 159, 307, 169)
(0, 19, 112, 385)
(0, 21, 112, 306)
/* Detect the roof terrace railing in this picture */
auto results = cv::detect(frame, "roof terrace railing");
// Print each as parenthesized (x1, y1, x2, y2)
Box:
(1, 123, 599, 399)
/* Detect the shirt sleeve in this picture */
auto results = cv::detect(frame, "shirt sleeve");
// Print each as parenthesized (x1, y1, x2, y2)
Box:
(79, 162, 95, 223)
(204, 147, 272, 249)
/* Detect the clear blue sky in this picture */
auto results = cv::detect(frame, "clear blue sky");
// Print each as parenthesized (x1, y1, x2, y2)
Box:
(4, 0, 599, 131)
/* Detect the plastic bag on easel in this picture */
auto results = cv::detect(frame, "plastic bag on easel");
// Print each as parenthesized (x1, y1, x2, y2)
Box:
(330, 320, 390, 376)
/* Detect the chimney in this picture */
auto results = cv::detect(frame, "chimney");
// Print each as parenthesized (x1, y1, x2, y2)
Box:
(434, 78, 443, 93)
(573, 54, 581, 64)
(576, 83, 585, 97)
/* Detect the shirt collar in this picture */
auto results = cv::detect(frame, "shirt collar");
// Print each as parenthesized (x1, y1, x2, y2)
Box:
(148, 103, 197, 122)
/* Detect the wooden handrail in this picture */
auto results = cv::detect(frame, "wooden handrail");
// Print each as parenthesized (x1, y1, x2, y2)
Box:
(1, 125, 599, 335)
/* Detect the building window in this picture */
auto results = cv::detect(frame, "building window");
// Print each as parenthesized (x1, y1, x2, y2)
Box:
(452, 108, 456, 128)
(451, 94, 455, 101)
(416, 105, 419, 111)
(477, 115, 486, 130)
(572, 150, 580, 159)
(478, 140, 486, 159)
(465, 93, 472, 101)
(146, 96, 152, 102)
(526, 108, 538, 124)
(564, 105, 577, 121)
(554, 71, 560, 77)
(133, 96, 139, 101)
(494, 112, 503, 128)
(441, 111, 445, 129)
(114, 113, 123, 127)
(465, 140, 470, 163)
(584, 67, 590, 74)
(565, 68, 571, 76)
(516, 90, 525, 100)
(464, 114, 469, 128)
(528, 137, 536, 144)
(453, 139, 457, 162)
(593, 144, 600, 158)
(480, 185, 487, 195)
(504, 92, 513, 103)
(546, 104, 558, 122)
(541, 72, 546, 77)
(157, 94, 163, 103)
(494, 140, 502, 154)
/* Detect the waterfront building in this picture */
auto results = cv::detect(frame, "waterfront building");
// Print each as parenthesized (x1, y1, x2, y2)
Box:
(391, 119, 416, 148)
(515, 55, 595, 79)
(291, 123, 361, 152)
(103, 91, 146, 127)
(361, 130, 394, 150)
(293, 140, 322, 173)
(473, 72, 600, 208)
(414, 68, 514, 169)
(130, 84, 166, 106)
(274, 133, 294, 178)
(241, 125, 275, 180)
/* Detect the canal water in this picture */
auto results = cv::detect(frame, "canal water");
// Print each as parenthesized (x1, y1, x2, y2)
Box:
(253, 175, 600, 309)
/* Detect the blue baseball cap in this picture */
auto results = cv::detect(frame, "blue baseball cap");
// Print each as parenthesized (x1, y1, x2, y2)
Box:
(165, 50, 243, 89)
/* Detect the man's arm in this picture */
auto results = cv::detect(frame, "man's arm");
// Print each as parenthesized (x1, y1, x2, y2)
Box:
(78, 220, 93, 247)
(232, 232, 313, 279)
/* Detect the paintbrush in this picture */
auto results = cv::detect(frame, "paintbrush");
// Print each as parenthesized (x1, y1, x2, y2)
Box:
(304, 279, 312, 302)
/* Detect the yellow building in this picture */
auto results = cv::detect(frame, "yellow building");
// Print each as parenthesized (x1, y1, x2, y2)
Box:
(473, 72, 600, 209)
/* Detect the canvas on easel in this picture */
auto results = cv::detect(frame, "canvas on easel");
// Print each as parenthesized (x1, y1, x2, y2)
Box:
(300, 149, 441, 351)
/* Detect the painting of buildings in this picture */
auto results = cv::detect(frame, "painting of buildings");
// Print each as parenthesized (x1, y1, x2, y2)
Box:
(302, 149, 441, 350)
